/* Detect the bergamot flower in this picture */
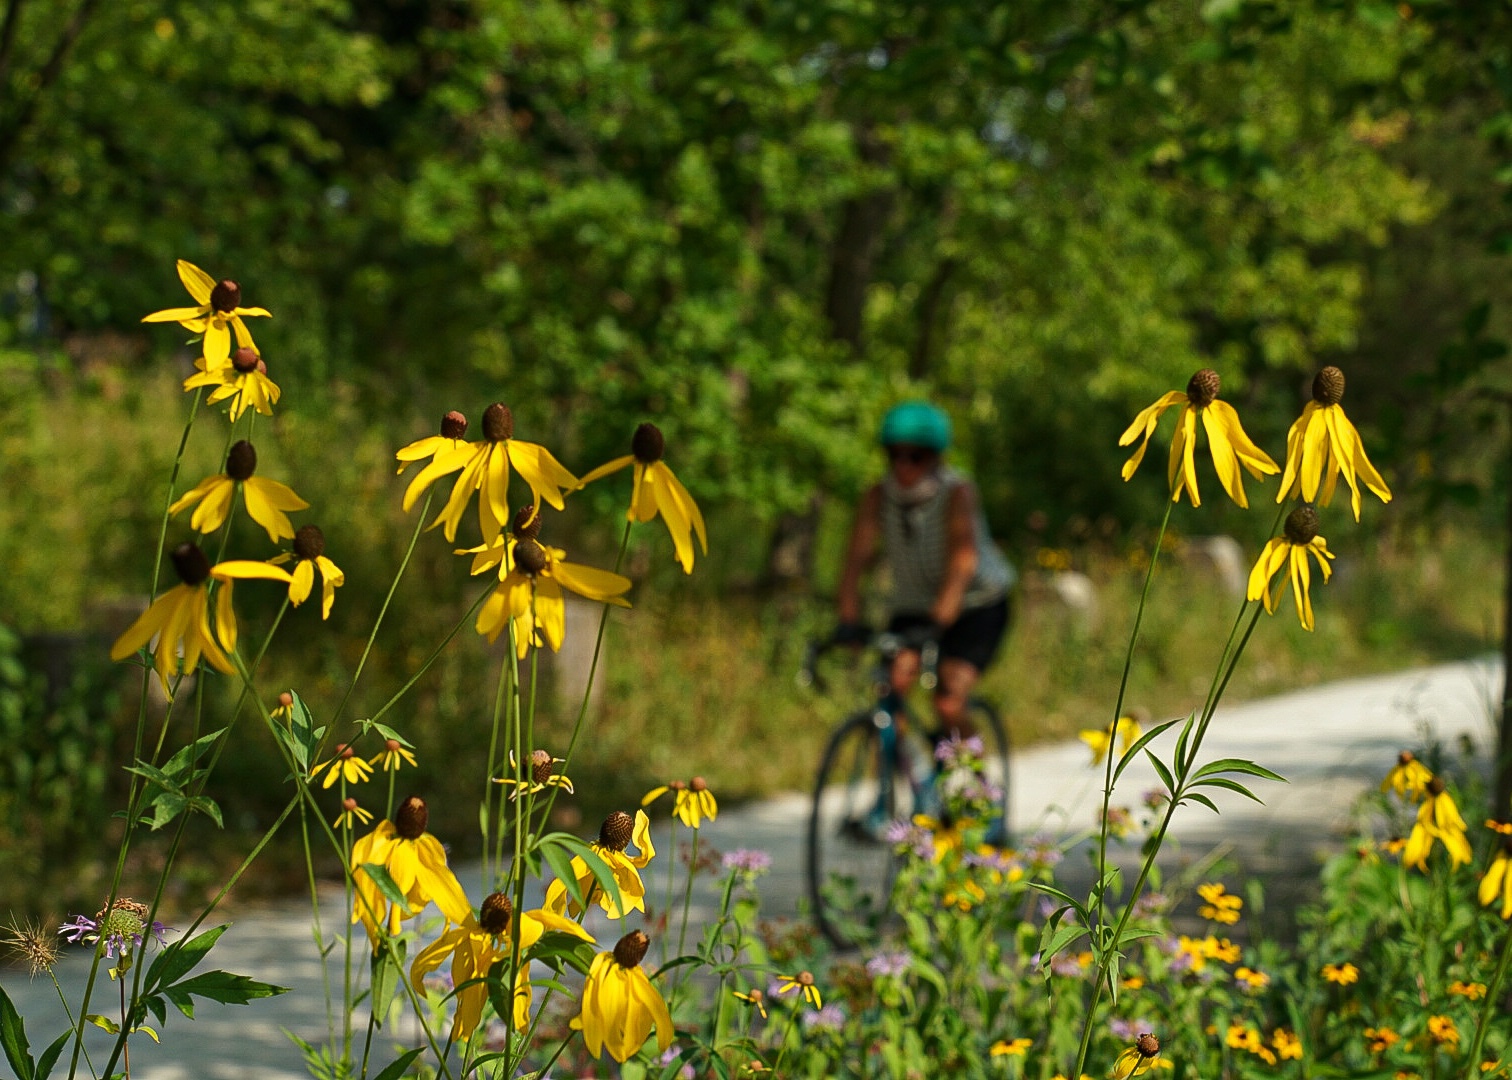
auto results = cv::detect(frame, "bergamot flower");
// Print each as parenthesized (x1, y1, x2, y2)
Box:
(1111, 1033, 1161, 1080)
(543, 810, 656, 919)
(1119, 369, 1278, 508)
(1277, 367, 1392, 521)
(570, 929, 674, 1063)
(495, 749, 572, 799)
(271, 525, 345, 618)
(776, 971, 822, 1008)
(350, 796, 471, 946)
(642, 776, 718, 829)
(311, 744, 374, 788)
(110, 542, 293, 697)
(1404, 777, 1472, 871)
(471, 531, 632, 658)
(400, 402, 578, 544)
(1247, 503, 1334, 631)
(1079, 714, 1143, 766)
(396, 410, 469, 475)
(169, 440, 308, 544)
(1382, 750, 1433, 801)
(579, 423, 707, 573)
(141, 260, 270, 368)
(59, 897, 171, 962)
(183, 347, 281, 421)
(409, 892, 594, 1041)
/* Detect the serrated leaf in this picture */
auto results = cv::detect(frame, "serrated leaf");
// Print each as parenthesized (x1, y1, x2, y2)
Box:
(1191, 757, 1285, 783)
(34, 1031, 67, 1080)
(170, 970, 290, 1008)
(1112, 718, 1182, 784)
(145, 925, 227, 992)
(372, 1046, 426, 1080)
(0, 985, 37, 1080)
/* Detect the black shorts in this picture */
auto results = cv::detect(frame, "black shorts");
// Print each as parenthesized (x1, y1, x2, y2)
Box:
(888, 596, 1012, 673)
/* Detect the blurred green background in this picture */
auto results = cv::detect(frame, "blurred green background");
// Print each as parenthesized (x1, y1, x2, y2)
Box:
(2, 0, 1510, 916)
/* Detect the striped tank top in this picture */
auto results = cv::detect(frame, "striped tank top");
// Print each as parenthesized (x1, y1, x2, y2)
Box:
(880, 467, 1015, 616)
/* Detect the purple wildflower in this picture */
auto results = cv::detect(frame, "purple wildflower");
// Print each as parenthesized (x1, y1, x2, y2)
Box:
(1110, 1017, 1149, 1041)
(722, 849, 773, 875)
(58, 900, 171, 959)
(1024, 835, 1063, 869)
(935, 733, 985, 765)
(866, 950, 911, 979)
(1049, 951, 1086, 978)
(803, 1004, 846, 1032)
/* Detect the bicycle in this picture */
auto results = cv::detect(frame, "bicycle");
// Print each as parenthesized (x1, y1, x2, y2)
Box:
(799, 628, 1012, 948)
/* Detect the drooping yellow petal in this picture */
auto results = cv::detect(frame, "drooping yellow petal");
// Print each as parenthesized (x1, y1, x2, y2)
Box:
(176, 260, 215, 303)
(1288, 545, 1314, 632)
(534, 578, 567, 652)
(289, 559, 316, 607)
(1299, 408, 1330, 503)
(549, 560, 633, 607)
(316, 556, 344, 619)
(1202, 404, 1248, 508)
(578, 454, 634, 487)
(110, 588, 183, 662)
(659, 462, 707, 554)
(242, 478, 307, 543)
(142, 305, 208, 324)
(506, 440, 577, 511)
(402, 442, 475, 513)
(212, 560, 294, 584)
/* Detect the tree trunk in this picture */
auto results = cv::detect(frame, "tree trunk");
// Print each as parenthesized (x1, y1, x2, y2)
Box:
(823, 128, 893, 352)
(1497, 404, 1512, 819)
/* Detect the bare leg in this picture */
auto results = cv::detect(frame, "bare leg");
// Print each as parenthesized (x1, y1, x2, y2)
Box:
(934, 658, 981, 739)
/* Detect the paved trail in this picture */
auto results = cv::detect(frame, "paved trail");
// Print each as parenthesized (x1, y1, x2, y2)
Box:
(6, 659, 1498, 1078)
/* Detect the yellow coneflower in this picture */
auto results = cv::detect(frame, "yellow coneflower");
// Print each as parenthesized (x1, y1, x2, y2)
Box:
(1381, 750, 1433, 801)
(642, 776, 719, 829)
(169, 441, 308, 544)
(1196, 882, 1242, 924)
(141, 260, 270, 368)
(349, 796, 471, 945)
(1119, 369, 1278, 508)
(1404, 777, 1471, 871)
(775, 970, 822, 1009)
(570, 930, 673, 1062)
(183, 347, 282, 421)
(544, 810, 656, 919)
(1247, 503, 1334, 631)
(1079, 714, 1143, 767)
(1321, 962, 1359, 985)
(271, 525, 345, 618)
(495, 749, 572, 799)
(579, 423, 707, 573)
(1277, 366, 1391, 521)
(395, 410, 469, 475)
(1479, 838, 1512, 918)
(1111, 1033, 1162, 1080)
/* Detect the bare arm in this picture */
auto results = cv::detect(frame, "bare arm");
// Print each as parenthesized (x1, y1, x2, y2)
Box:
(837, 484, 883, 625)
(930, 483, 979, 628)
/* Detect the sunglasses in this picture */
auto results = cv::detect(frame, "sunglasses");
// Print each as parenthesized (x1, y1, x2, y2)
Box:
(886, 446, 933, 466)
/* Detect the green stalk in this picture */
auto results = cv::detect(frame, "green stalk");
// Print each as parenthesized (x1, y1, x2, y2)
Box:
(1465, 918, 1512, 1079)
(368, 582, 493, 728)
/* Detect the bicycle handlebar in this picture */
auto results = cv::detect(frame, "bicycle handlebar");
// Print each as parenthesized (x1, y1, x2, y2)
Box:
(797, 626, 942, 694)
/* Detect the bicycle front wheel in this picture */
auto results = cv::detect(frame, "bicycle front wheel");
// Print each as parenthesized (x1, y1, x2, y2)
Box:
(964, 696, 1012, 842)
(807, 708, 922, 949)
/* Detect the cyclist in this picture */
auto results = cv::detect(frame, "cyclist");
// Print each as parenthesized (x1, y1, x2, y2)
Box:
(835, 400, 1015, 740)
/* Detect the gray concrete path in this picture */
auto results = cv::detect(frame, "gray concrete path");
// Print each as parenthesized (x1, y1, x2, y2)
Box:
(4, 658, 1499, 1078)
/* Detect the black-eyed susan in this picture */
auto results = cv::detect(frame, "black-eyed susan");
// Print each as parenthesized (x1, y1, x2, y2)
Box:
(1404, 777, 1472, 871)
(395, 410, 468, 476)
(1321, 962, 1359, 985)
(409, 892, 594, 1042)
(471, 535, 631, 659)
(642, 776, 718, 829)
(1479, 838, 1512, 919)
(110, 542, 293, 697)
(1196, 882, 1242, 924)
(311, 744, 373, 789)
(1428, 1015, 1460, 1048)
(1277, 367, 1391, 521)
(495, 749, 572, 800)
(1364, 1028, 1399, 1053)
(1449, 980, 1488, 1000)
(1111, 1033, 1161, 1080)
(270, 525, 345, 618)
(1119, 370, 1278, 508)
(350, 796, 471, 946)
(776, 970, 822, 1008)
(1273, 1030, 1302, 1061)
(334, 797, 373, 830)
(1382, 750, 1433, 801)
(1247, 503, 1334, 631)
(371, 737, 418, 773)
(401, 402, 578, 544)
(991, 1038, 1033, 1057)
(183, 347, 281, 421)
(543, 810, 656, 919)
(1079, 714, 1143, 767)
(169, 441, 308, 544)
(141, 260, 270, 368)
(1234, 966, 1270, 991)
(570, 929, 673, 1063)
(579, 422, 707, 574)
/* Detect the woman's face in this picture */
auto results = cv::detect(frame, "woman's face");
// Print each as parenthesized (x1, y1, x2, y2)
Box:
(886, 443, 939, 487)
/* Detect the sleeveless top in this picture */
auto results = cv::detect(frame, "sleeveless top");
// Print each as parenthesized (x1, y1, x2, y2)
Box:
(880, 466, 1016, 616)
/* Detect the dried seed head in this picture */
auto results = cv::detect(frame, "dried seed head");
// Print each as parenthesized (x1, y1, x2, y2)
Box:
(1427, 777, 1446, 798)
(631, 422, 665, 464)
(513, 504, 542, 540)
(440, 410, 468, 439)
(293, 525, 326, 561)
(3, 916, 59, 977)
(225, 440, 258, 481)
(210, 280, 241, 313)
(395, 795, 429, 839)
(1186, 369, 1220, 407)
(230, 347, 263, 374)
(613, 929, 650, 968)
(171, 542, 212, 586)
(1283, 504, 1319, 546)
(690, 776, 709, 793)
(482, 403, 514, 441)
(480, 892, 513, 936)
(1136, 1034, 1161, 1059)
(599, 811, 635, 851)
(514, 539, 548, 576)
(1313, 366, 1346, 405)
(529, 749, 555, 784)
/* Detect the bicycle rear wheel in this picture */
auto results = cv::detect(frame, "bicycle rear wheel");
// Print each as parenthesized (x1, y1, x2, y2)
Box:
(807, 708, 924, 949)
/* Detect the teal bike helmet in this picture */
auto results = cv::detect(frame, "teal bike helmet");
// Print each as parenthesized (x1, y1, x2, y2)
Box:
(879, 400, 951, 451)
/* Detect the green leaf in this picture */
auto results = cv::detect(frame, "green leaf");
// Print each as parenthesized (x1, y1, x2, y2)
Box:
(1183, 791, 1221, 814)
(85, 1013, 120, 1035)
(1144, 750, 1176, 798)
(145, 925, 227, 993)
(0, 985, 38, 1080)
(163, 972, 289, 1018)
(1191, 757, 1285, 783)
(369, 946, 405, 1028)
(162, 728, 226, 777)
(372, 1047, 426, 1080)
(358, 863, 411, 912)
(1173, 716, 1195, 773)
(34, 1031, 68, 1080)
(1038, 922, 1090, 974)
(1193, 776, 1266, 803)
(1024, 880, 1087, 922)
(1112, 718, 1182, 784)
(537, 834, 587, 912)
(148, 793, 186, 830)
